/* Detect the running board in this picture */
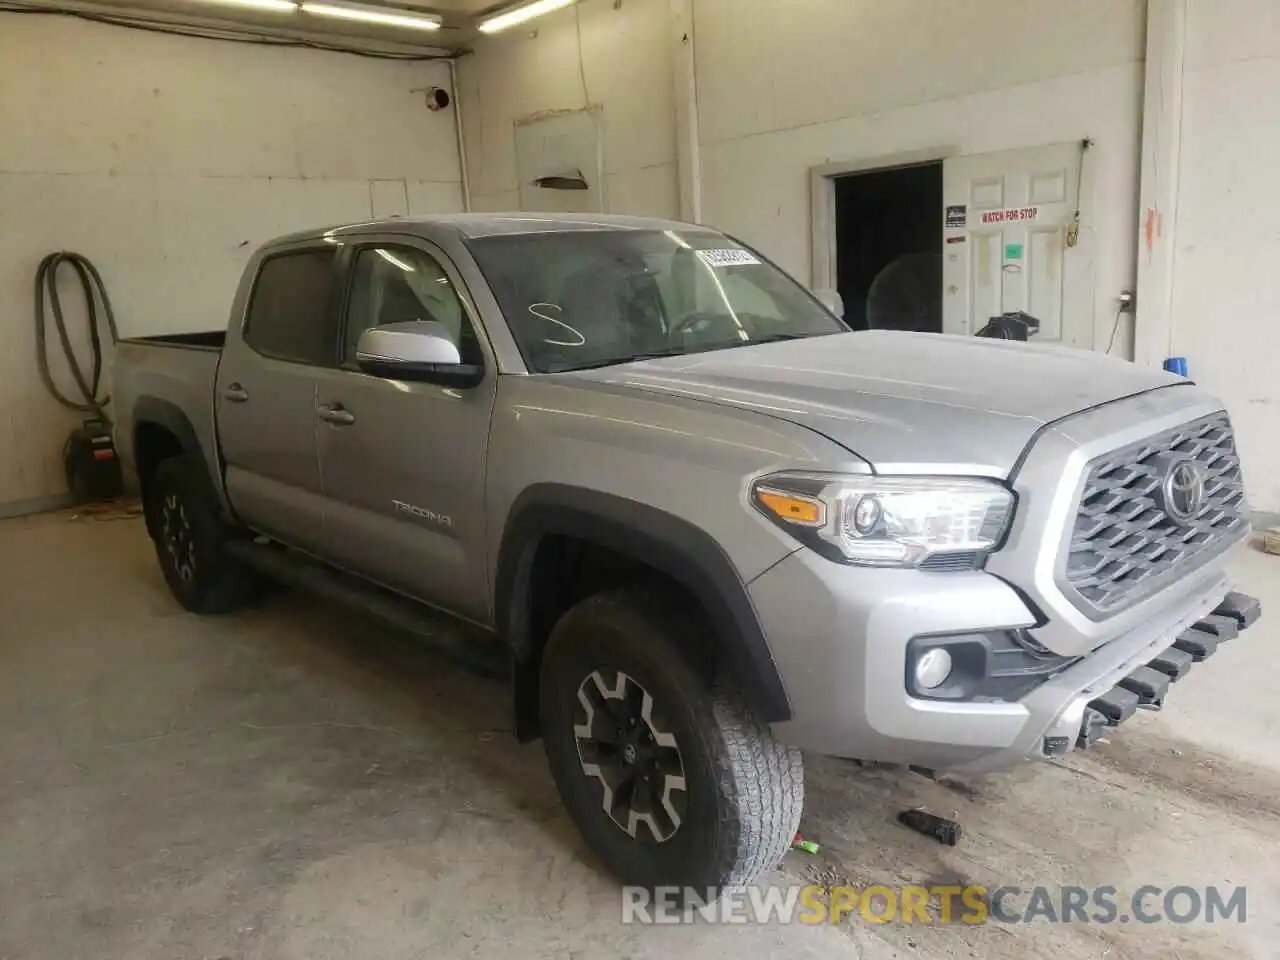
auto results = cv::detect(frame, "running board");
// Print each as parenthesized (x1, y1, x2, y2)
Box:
(225, 539, 509, 679)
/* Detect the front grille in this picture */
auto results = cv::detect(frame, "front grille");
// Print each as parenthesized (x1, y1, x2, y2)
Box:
(1064, 412, 1248, 615)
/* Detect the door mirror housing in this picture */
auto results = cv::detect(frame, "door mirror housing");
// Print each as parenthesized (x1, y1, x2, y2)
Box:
(355, 321, 483, 387)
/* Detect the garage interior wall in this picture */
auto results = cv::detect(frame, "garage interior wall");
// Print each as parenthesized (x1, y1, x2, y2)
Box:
(1162, 0, 1280, 513)
(456, 0, 679, 216)
(0, 13, 463, 512)
(460, 0, 1145, 356)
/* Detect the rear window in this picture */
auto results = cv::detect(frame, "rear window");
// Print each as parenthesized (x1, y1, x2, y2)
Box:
(244, 249, 338, 364)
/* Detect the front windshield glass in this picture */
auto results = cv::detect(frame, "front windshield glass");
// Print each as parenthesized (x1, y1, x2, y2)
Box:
(467, 229, 847, 373)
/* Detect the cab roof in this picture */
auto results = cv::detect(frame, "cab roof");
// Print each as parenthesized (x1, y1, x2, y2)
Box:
(267, 212, 716, 247)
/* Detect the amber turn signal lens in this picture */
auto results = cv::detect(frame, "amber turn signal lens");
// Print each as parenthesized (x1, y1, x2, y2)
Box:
(757, 490, 823, 526)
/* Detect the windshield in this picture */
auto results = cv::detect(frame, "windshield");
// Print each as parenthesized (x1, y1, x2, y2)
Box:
(467, 229, 847, 373)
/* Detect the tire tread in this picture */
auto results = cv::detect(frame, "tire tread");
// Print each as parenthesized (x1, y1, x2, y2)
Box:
(540, 584, 803, 891)
(709, 685, 804, 886)
(148, 455, 253, 615)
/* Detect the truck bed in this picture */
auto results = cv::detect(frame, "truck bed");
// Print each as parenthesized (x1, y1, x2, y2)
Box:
(118, 330, 225, 350)
(112, 334, 224, 496)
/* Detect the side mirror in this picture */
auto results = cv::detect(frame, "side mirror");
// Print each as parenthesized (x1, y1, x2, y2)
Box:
(815, 289, 845, 319)
(355, 321, 483, 388)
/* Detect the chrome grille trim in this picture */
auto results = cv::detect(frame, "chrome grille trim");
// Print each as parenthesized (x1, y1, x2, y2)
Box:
(1062, 412, 1247, 616)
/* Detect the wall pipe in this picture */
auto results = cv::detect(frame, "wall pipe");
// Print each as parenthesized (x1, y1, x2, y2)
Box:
(448, 57, 473, 212)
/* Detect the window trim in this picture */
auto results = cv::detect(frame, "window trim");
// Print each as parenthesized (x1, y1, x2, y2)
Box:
(241, 244, 343, 369)
(334, 237, 494, 379)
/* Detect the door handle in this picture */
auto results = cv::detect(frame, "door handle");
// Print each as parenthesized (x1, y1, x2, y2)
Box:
(318, 403, 356, 426)
(222, 383, 249, 403)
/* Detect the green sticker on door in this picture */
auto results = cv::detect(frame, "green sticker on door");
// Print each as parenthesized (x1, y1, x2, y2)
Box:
(1004, 242, 1025, 260)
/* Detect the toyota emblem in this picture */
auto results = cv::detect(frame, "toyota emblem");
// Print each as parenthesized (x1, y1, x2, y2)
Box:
(1161, 458, 1206, 525)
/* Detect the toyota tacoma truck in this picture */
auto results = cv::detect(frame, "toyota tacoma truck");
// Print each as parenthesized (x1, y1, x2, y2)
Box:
(114, 213, 1260, 892)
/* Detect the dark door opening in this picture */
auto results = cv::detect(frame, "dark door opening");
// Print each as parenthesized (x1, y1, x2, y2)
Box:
(834, 161, 943, 333)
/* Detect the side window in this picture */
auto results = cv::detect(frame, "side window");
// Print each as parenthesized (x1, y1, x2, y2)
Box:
(243, 249, 338, 364)
(343, 245, 482, 366)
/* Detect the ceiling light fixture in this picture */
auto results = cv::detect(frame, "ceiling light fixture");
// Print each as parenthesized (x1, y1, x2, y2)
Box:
(191, 0, 298, 11)
(301, 1, 443, 30)
(477, 0, 577, 34)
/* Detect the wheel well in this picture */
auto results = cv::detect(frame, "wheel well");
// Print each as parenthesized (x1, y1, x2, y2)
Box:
(134, 422, 185, 537)
(512, 534, 717, 741)
(134, 422, 184, 495)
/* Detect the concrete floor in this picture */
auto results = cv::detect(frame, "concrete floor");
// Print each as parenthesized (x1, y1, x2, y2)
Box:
(2, 510, 1279, 959)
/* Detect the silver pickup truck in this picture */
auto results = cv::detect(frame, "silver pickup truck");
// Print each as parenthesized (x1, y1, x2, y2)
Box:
(114, 213, 1260, 892)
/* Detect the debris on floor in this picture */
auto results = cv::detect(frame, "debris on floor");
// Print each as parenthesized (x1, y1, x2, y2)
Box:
(896, 808, 961, 846)
(64, 497, 143, 522)
(791, 833, 821, 854)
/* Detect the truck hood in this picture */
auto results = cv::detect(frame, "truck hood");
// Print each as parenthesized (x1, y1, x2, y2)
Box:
(570, 331, 1182, 476)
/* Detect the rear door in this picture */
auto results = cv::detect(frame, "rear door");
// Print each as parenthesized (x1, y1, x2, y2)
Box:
(312, 238, 497, 624)
(215, 245, 340, 553)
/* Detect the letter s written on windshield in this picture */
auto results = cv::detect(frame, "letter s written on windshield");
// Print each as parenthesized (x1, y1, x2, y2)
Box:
(529, 303, 585, 347)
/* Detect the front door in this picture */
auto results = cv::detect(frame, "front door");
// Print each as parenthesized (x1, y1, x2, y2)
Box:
(941, 143, 1087, 346)
(313, 239, 496, 625)
(215, 246, 340, 554)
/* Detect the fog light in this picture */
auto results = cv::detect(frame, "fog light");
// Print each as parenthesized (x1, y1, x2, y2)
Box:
(914, 648, 953, 689)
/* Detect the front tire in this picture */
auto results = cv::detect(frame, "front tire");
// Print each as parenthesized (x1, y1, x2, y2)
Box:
(540, 586, 803, 892)
(145, 455, 253, 614)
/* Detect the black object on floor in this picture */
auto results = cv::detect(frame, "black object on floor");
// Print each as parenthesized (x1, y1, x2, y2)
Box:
(975, 311, 1041, 340)
(64, 418, 123, 503)
(897, 808, 960, 846)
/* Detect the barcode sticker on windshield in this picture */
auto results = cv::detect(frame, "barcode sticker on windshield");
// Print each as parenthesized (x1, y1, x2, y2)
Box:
(697, 248, 761, 267)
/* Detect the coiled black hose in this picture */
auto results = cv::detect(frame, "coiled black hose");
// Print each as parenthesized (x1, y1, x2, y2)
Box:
(35, 251, 119, 422)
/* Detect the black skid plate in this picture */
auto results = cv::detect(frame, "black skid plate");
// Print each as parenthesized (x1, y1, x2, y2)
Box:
(1076, 592, 1259, 750)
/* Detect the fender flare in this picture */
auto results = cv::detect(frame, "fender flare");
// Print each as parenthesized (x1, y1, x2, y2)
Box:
(133, 396, 203, 463)
(495, 483, 792, 722)
(132, 397, 223, 533)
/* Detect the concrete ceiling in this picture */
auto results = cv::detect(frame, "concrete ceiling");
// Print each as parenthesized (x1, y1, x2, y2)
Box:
(9, 0, 518, 51)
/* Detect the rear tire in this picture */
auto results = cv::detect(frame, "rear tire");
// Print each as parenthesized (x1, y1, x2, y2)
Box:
(146, 455, 254, 614)
(539, 585, 803, 893)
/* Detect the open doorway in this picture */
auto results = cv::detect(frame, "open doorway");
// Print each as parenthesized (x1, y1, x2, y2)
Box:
(833, 162, 943, 332)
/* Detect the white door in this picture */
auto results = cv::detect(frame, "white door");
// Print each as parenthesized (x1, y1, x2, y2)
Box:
(942, 143, 1086, 346)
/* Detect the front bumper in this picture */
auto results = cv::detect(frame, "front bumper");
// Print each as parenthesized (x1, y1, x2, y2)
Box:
(750, 547, 1260, 773)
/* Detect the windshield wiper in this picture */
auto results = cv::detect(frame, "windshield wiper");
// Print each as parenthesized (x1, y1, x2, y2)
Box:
(561, 335, 812, 372)
(562, 347, 690, 372)
(714, 332, 814, 351)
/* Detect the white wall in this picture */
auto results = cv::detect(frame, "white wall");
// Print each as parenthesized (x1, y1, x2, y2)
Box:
(456, 0, 678, 216)
(460, 0, 1145, 354)
(695, 0, 1146, 354)
(0, 14, 463, 509)
(1167, 0, 1280, 511)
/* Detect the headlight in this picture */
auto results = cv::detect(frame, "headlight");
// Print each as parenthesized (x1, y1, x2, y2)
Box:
(751, 472, 1013, 568)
